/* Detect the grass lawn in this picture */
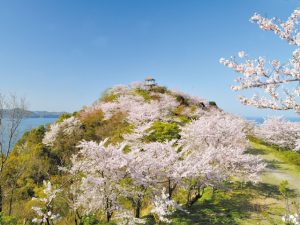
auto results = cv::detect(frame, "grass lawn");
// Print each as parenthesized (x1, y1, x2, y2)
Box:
(157, 141, 300, 225)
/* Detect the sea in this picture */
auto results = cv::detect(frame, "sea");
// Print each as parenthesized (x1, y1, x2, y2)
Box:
(245, 117, 300, 124)
(6, 118, 57, 149)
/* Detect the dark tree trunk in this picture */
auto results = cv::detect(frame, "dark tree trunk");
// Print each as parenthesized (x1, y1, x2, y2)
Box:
(135, 199, 142, 218)
(186, 187, 205, 207)
(106, 211, 112, 222)
(168, 179, 177, 200)
(76, 210, 83, 225)
(187, 193, 201, 207)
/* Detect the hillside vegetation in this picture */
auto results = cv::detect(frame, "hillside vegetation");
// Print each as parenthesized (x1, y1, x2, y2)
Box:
(1, 81, 295, 225)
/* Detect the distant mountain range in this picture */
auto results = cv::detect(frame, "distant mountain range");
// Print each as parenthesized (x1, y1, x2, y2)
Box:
(25, 110, 67, 118)
(2, 109, 66, 118)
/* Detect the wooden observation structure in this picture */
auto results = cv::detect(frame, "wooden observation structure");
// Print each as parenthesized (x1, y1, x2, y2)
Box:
(144, 76, 157, 90)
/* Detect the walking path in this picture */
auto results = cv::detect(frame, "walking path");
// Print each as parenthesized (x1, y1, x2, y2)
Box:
(253, 142, 300, 196)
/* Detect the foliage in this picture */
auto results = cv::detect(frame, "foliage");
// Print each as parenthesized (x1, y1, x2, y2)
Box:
(134, 89, 152, 102)
(56, 113, 72, 123)
(0, 213, 17, 225)
(144, 121, 181, 142)
(0, 80, 268, 224)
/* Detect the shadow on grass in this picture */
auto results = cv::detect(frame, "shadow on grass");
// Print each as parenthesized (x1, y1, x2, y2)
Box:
(264, 159, 283, 170)
(245, 147, 266, 155)
(146, 181, 295, 225)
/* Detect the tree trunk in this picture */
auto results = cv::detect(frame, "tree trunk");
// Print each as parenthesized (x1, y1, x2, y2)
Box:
(76, 210, 83, 225)
(9, 186, 15, 216)
(0, 184, 3, 212)
(187, 187, 205, 207)
(167, 179, 177, 200)
(168, 179, 172, 200)
(187, 193, 201, 207)
(106, 211, 112, 222)
(135, 199, 142, 218)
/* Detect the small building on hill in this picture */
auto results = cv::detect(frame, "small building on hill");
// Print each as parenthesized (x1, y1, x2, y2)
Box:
(144, 76, 157, 90)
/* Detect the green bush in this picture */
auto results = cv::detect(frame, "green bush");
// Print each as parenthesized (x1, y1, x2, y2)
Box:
(0, 213, 17, 225)
(145, 121, 181, 142)
(56, 113, 72, 123)
(81, 215, 116, 225)
(208, 101, 217, 106)
(134, 89, 152, 101)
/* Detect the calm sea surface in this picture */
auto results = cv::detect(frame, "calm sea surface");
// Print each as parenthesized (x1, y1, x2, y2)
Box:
(2, 118, 57, 152)
(15, 117, 57, 143)
(246, 117, 300, 124)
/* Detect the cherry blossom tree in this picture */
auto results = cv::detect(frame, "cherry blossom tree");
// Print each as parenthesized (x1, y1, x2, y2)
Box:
(43, 116, 82, 147)
(32, 181, 61, 225)
(179, 112, 250, 149)
(151, 188, 178, 224)
(254, 117, 300, 151)
(116, 210, 146, 225)
(282, 213, 299, 225)
(220, 9, 300, 113)
(69, 139, 128, 222)
(67, 81, 265, 223)
(179, 112, 264, 206)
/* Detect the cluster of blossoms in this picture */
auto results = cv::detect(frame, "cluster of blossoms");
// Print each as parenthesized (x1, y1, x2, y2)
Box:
(82, 83, 212, 126)
(151, 188, 179, 223)
(69, 108, 264, 223)
(42, 116, 82, 147)
(282, 213, 299, 225)
(220, 9, 300, 113)
(254, 117, 300, 151)
(116, 211, 146, 225)
(179, 113, 264, 182)
(38, 81, 266, 223)
(32, 181, 61, 224)
(83, 89, 180, 125)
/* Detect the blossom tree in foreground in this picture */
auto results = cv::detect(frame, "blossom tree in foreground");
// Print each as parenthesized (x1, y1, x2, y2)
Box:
(151, 188, 178, 224)
(69, 139, 129, 222)
(32, 181, 61, 225)
(179, 113, 264, 206)
(220, 9, 300, 113)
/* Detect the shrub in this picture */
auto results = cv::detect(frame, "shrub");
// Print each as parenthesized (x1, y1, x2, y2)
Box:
(145, 121, 181, 142)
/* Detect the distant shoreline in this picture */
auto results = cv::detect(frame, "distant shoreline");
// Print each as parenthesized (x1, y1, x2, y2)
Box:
(245, 117, 300, 124)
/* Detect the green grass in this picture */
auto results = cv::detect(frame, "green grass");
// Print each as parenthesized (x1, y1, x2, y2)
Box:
(165, 140, 300, 224)
(249, 137, 300, 168)
(167, 182, 287, 225)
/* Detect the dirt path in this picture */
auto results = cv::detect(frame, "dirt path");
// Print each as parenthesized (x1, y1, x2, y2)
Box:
(252, 142, 300, 196)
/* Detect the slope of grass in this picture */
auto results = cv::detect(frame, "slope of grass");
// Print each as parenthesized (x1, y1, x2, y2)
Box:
(159, 141, 300, 225)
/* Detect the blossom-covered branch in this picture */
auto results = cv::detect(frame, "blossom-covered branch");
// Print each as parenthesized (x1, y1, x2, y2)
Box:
(220, 9, 300, 113)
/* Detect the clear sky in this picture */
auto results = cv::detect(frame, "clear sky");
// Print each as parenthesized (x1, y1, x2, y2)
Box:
(0, 0, 299, 117)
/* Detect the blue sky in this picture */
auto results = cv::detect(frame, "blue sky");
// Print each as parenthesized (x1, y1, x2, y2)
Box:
(0, 0, 299, 117)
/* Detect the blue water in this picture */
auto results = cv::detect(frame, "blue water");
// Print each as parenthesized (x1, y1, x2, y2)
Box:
(20, 117, 57, 132)
(246, 117, 300, 124)
(1, 117, 57, 152)
(13, 118, 57, 147)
